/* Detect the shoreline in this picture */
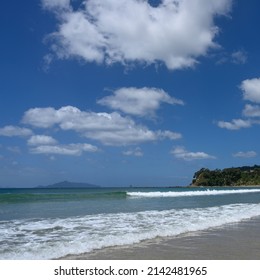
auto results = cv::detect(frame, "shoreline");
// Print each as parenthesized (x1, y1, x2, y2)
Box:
(60, 216, 260, 260)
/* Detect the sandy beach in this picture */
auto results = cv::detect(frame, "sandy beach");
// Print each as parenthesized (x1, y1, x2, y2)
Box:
(61, 216, 260, 260)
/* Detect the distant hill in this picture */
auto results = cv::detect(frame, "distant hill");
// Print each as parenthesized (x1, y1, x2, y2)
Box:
(36, 181, 101, 188)
(191, 165, 260, 186)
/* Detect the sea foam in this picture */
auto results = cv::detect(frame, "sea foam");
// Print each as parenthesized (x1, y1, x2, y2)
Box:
(1, 202, 260, 259)
(127, 188, 260, 198)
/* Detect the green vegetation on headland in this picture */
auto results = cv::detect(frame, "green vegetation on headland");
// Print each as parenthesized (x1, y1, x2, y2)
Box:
(191, 165, 260, 187)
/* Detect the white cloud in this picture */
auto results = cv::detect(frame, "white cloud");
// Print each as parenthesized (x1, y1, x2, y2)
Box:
(217, 119, 252, 130)
(171, 146, 216, 161)
(30, 143, 98, 156)
(217, 77, 260, 130)
(22, 106, 181, 146)
(243, 104, 260, 117)
(156, 130, 182, 140)
(22, 107, 59, 128)
(123, 147, 143, 157)
(42, 0, 231, 70)
(241, 78, 260, 103)
(232, 151, 257, 158)
(0, 126, 33, 137)
(98, 87, 184, 116)
(27, 135, 58, 146)
(84, 126, 157, 146)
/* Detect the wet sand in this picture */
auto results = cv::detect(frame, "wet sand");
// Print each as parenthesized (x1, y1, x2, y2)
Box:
(61, 217, 260, 260)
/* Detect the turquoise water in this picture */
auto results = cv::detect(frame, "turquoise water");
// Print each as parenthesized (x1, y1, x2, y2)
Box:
(1, 187, 260, 259)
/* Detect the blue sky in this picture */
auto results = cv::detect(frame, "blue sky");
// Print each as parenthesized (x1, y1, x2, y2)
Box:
(0, 0, 260, 187)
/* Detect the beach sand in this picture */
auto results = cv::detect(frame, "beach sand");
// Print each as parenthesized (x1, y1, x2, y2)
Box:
(61, 216, 260, 260)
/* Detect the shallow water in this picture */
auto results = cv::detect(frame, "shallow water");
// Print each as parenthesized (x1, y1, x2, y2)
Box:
(1, 187, 260, 259)
(68, 216, 260, 260)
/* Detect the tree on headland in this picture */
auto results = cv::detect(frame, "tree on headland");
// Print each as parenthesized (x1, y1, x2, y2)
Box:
(191, 165, 260, 186)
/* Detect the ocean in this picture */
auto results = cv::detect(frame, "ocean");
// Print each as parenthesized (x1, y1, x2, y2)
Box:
(1, 186, 260, 260)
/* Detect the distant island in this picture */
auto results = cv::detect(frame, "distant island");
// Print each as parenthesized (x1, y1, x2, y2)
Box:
(191, 165, 260, 187)
(36, 181, 101, 188)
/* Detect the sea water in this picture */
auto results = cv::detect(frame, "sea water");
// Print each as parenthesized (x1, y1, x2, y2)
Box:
(1, 187, 260, 259)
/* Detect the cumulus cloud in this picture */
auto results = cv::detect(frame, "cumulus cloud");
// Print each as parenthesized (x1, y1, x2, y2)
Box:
(218, 77, 260, 130)
(22, 106, 181, 146)
(30, 143, 98, 156)
(217, 119, 252, 130)
(98, 87, 184, 116)
(240, 78, 260, 103)
(42, 0, 231, 70)
(232, 151, 257, 158)
(243, 104, 260, 117)
(171, 146, 216, 161)
(27, 135, 58, 146)
(22, 107, 59, 128)
(84, 125, 157, 146)
(26, 133, 98, 156)
(0, 126, 33, 137)
(156, 130, 182, 140)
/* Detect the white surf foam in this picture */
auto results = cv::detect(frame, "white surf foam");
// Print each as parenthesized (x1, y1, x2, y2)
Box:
(127, 188, 260, 198)
(1, 202, 260, 259)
